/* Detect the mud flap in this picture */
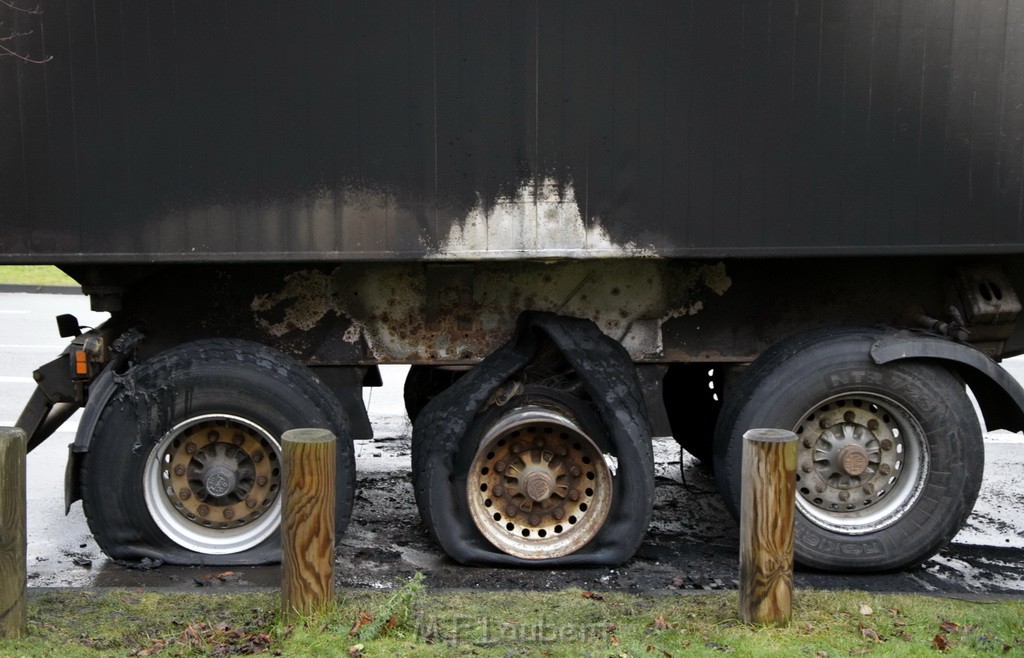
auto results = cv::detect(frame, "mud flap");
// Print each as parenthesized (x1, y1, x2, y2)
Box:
(413, 311, 655, 566)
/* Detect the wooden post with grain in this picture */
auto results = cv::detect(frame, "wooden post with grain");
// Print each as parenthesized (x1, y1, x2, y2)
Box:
(280, 428, 336, 622)
(739, 428, 797, 626)
(0, 427, 27, 638)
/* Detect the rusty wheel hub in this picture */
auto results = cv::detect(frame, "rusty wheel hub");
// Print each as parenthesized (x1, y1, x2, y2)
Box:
(467, 405, 613, 559)
(143, 415, 282, 554)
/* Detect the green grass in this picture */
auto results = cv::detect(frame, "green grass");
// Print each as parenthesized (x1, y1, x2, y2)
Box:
(1, 583, 1022, 657)
(0, 265, 77, 287)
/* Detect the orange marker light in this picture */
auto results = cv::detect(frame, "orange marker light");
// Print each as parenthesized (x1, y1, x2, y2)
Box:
(74, 351, 89, 376)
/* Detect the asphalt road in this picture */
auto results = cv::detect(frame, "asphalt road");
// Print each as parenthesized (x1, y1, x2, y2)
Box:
(2, 291, 1023, 593)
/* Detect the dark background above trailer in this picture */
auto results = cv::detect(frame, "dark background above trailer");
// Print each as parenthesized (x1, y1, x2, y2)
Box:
(2, 0, 1024, 262)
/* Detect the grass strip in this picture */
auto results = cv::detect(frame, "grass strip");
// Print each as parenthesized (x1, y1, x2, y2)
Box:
(0, 265, 77, 287)
(1, 583, 1021, 657)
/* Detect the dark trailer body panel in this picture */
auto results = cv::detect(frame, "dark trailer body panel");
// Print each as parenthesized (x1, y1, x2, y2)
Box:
(2, 0, 1024, 263)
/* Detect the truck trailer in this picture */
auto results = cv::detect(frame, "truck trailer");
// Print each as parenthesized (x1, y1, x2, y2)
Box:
(3, 0, 1024, 572)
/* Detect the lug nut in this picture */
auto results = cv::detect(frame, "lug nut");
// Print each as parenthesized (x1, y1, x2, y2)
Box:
(245, 498, 258, 509)
(867, 419, 880, 431)
(535, 438, 544, 448)
(208, 431, 220, 443)
(174, 464, 186, 476)
(556, 445, 568, 456)
(493, 486, 505, 497)
(879, 464, 892, 476)
(568, 489, 580, 501)
(570, 466, 582, 477)
(843, 411, 856, 423)
(529, 515, 541, 526)
(197, 504, 210, 517)
(803, 438, 814, 449)
(862, 482, 876, 495)
(505, 506, 518, 518)
(233, 433, 245, 445)
(253, 451, 264, 463)
(801, 464, 812, 473)
(880, 439, 894, 451)
(256, 475, 268, 487)
(223, 507, 235, 520)
(552, 508, 564, 520)
(178, 488, 192, 500)
(185, 442, 197, 455)
(839, 491, 850, 502)
(495, 461, 507, 473)
(815, 484, 827, 494)
(512, 444, 523, 454)
(819, 418, 832, 430)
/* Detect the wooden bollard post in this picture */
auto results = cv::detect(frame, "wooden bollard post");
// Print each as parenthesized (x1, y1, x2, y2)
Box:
(739, 428, 797, 626)
(281, 428, 336, 622)
(0, 427, 27, 638)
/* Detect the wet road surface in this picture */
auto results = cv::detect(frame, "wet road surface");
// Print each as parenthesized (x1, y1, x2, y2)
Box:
(3, 291, 1023, 593)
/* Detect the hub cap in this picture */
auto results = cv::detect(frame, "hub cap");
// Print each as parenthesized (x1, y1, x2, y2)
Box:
(467, 405, 613, 559)
(143, 415, 282, 554)
(794, 394, 929, 535)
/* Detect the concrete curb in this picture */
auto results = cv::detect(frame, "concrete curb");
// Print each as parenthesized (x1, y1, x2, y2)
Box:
(0, 284, 83, 295)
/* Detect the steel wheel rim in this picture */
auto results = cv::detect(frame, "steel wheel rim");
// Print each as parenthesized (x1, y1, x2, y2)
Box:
(143, 414, 282, 554)
(466, 406, 613, 559)
(794, 392, 929, 535)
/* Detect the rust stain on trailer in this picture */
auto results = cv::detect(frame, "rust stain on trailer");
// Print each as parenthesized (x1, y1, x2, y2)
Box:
(251, 261, 732, 363)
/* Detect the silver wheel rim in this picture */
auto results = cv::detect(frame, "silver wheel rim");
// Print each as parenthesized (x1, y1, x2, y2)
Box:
(143, 414, 283, 554)
(466, 406, 613, 559)
(794, 393, 929, 535)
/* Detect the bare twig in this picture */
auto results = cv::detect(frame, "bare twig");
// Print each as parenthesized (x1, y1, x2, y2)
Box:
(0, 2, 52, 64)
(0, 0, 43, 15)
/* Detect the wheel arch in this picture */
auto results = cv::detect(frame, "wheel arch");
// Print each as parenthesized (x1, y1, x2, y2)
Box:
(870, 332, 1024, 433)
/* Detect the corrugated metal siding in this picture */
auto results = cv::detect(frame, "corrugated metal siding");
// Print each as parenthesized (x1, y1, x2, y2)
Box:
(1, 0, 1023, 262)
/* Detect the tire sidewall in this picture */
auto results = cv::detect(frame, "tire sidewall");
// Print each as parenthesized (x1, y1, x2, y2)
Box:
(715, 333, 982, 571)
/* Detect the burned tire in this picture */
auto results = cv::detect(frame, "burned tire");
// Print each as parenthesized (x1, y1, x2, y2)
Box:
(713, 328, 984, 572)
(80, 339, 355, 565)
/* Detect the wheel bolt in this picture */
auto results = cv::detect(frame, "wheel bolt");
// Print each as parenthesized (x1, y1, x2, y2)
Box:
(819, 418, 832, 430)
(185, 442, 197, 455)
(197, 504, 210, 517)
(178, 488, 192, 500)
(245, 498, 258, 509)
(556, 446, 568, 456)
(174, 464, 186, 476)
(512, 444, 523, 454)
(801, 464, 812, 473)
(879, 464, 892, 476)
(815, 484, 826, 494)
(867, 419, 879, 431)
(862, 482, 875, 495)
(256, 475, 268, 486)
(495, 461, 507, 473)
(505, 506, 517, 518)
(568, 489, 580, 501)
(552, 508, 564, 520)
(843, 411, 856, 423)
(253, 451, 264, 463)
(880, 439, 894, 451)
(839, 491, 850, 502)
(535, 438, 544, 448)
(529, 515, 541, 526)
(233, 433, 245, 445)
(803, 438, 814, 449)
(223, 507, 235, 520)
(208, 431, 220, 443)
(493, 486, 505, 497)
(570, 466, 582, 477)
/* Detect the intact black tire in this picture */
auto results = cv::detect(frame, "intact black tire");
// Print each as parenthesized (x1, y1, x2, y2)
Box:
(81, 339, 355, 565)
(713, 328, 984, 572)
(663, 364, 724, 463)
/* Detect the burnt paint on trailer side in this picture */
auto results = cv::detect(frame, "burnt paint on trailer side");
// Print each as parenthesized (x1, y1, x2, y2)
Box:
(2, 0, 1024, 262)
